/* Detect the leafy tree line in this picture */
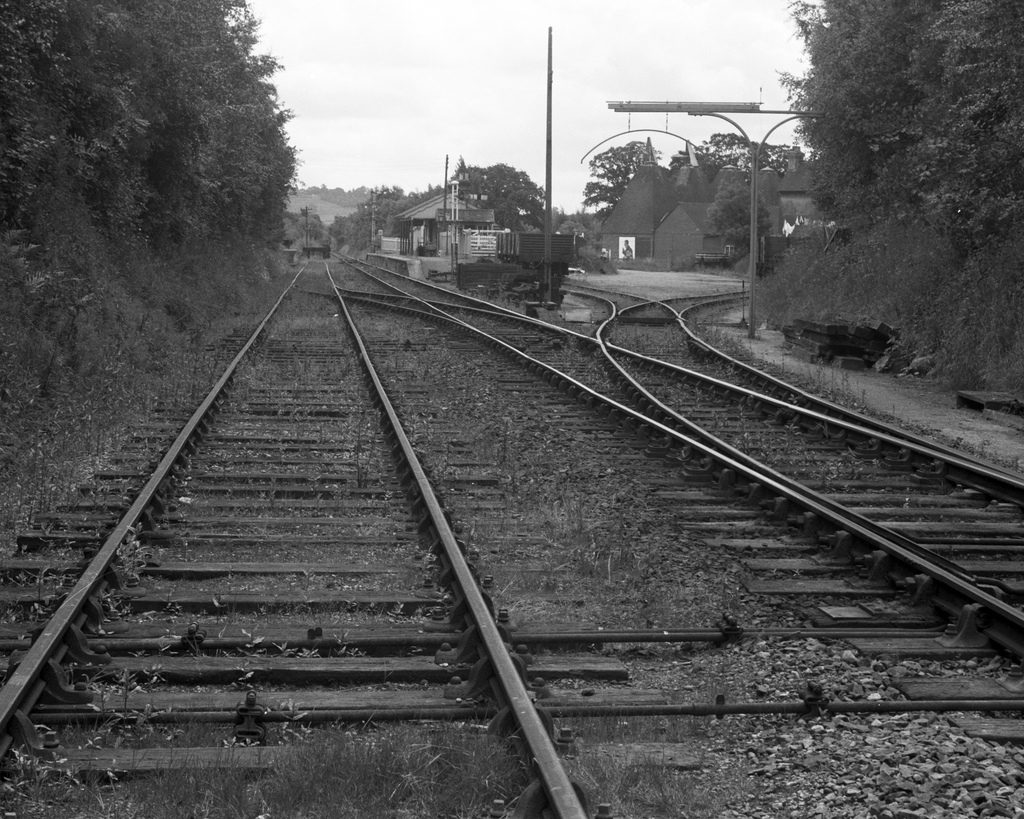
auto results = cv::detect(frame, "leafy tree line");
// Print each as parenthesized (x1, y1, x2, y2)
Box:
(582, 135, 794, 219)
(786, 0, 1024, 255)
(761, 0, 1024, 390)
(1, 0, 294, 248)
(0, 0, 295, 485)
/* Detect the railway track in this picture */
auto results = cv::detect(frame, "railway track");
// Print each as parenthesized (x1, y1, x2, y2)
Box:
(4, 260, 1024, 817)
(335, 259, 1024, 812)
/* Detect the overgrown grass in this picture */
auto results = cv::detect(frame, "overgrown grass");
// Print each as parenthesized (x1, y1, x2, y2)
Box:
(3, 723, 521, 818)
(759, 220, 1024, 391)
(0, 235, 289, 539)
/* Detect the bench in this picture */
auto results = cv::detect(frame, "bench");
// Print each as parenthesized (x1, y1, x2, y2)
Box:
(694, 253, 731, 268)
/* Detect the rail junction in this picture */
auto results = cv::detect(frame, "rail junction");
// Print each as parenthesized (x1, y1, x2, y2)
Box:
(3, 259, 1024, 816)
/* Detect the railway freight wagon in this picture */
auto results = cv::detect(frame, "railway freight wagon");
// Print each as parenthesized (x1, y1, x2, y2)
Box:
(456, 232, 575, 305)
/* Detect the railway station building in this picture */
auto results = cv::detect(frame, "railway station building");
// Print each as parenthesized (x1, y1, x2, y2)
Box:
(393, 193, 496, 258)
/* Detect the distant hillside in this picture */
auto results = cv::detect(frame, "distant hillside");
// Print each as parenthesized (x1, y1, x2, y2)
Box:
(287, 187, 368, 222)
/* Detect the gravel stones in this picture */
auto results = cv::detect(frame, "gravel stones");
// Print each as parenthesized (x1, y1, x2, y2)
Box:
(621, 637, 1024, 817)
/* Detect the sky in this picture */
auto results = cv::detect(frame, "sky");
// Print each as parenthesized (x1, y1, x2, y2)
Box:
(246, 0, 811, 212)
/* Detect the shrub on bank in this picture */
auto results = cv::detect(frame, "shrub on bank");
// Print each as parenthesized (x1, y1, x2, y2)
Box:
(760, 221, 1024, 392)
(0, 231, 287, 532)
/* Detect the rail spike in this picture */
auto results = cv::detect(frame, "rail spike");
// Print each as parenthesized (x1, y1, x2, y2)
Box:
(233, 688, 268, 746)
(8, 710, 61, 760)
(509, 778, 591, 819)
(936, 603, 992, 649)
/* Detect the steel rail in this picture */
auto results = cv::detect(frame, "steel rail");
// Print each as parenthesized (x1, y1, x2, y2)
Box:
(591, 318, 1024, 655)
(345, 287, 1024, 662)
(343, 273, 1023, 517)
(339, 265, 1024, 622)
(1, 624, 943, 656)
(35, 694, 1024, 726)
(0, 267, 305, 760)
(578, 291, 1021, 499)
(610, 328, 1024, 502)
(601, 303, 1024, 557)
(666, 299, 1024, 497)
(352, 281, 1021, 514)
(326, 267, 589, 819)
(350, 252, 745, 343)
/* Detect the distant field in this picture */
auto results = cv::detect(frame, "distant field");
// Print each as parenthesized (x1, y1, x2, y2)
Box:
(287, 192, 358, 222)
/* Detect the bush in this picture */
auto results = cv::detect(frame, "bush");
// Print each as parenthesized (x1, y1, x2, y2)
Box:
(0, 230, 285, 533)
(760, 220, 1024, 390)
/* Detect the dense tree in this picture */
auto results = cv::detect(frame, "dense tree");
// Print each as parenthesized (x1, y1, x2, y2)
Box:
(480, 163, 544, 231)
(582, 141, 660, 219)
(670, 134, 793, 180)
(921, 0, 1024, 251)
(706, 177, 773, 250)
(784, 1, 938, 229)
(453, 159, 544, 232)
(0, 0, 295, 249)
(763, 0, 1024, 389)
(554, 210, 598, 240)
(0, 0, 297, 436)
(334, 185, 406, 252)
(783, 0, 1024, 254)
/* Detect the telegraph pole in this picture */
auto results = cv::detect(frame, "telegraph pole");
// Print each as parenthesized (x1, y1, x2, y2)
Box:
(543, 27, 553, 304)
(301, 206, 311, 257)
(442, 154, 449, 259)
(369, 188, 376, 252)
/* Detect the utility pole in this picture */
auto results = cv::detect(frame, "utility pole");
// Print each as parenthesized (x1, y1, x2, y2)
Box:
(443, 154, 449, 260)
(543, 27, 553, 305)
(370, 188, 376, 252)
(301, 206, 311, 257)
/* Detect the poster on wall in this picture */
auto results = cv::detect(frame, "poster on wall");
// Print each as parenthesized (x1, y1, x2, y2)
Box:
(618, 236, 635, 261)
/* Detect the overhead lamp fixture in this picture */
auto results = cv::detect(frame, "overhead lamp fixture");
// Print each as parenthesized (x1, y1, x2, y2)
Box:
(607, 101, 763, 114)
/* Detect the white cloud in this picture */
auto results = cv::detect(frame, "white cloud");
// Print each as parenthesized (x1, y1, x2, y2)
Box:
(249, 0, 809, 211)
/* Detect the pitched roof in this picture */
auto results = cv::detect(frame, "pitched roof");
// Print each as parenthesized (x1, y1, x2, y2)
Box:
(671, 201, 713, 233)
(394, 193, 494, 224)
(778, 150, 813, 193)
(672, 165, 713, 202)
(778, 166, 813, 193)
(395, 192, 448, 220)
(601, 165, 679, 235)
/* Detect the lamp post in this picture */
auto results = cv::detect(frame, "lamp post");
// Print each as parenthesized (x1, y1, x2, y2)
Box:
(607, 101, 818, 339)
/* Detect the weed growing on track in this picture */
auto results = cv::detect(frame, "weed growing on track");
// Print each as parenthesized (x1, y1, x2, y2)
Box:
(3, 724, 520, 819)
(0, 263, 287, 548)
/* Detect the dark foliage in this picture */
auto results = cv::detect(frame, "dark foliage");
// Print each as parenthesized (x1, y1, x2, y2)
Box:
(1, 0, 295, 247)
(0, 0, 296, 480)
(764, 0, 1024, 389)
(583, 141, 658, 219)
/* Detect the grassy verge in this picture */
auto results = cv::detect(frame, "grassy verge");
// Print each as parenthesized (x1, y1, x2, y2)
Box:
(758, 221, 1024, 392)
(0, 240, 289, 542)
(3, 723, 521, 818)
